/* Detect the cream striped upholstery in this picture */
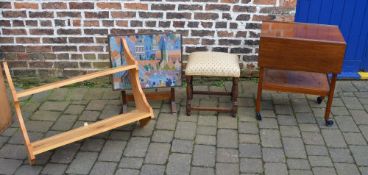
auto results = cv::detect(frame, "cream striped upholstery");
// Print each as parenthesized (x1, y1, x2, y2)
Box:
(185, 52, 240, 77)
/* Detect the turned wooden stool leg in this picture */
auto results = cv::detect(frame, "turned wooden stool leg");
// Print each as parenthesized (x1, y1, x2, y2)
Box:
(231, 77, 239, 117)
(255, 67, 264, 120)
(324, 74, 337, 126)
(186, 76, 193, 116)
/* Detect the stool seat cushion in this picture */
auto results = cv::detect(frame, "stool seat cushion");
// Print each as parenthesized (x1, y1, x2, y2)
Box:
(185, 52, 240, 77)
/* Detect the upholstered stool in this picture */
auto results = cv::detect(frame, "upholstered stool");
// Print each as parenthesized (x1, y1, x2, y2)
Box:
(185, 52, 241, 117)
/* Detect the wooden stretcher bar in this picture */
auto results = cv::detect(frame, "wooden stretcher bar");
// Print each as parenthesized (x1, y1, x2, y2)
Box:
(1, 38, 154, 165)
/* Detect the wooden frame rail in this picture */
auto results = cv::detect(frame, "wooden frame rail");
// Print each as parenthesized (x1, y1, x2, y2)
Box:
(0, 38, 154, 165)
(120, 88, 177, 114)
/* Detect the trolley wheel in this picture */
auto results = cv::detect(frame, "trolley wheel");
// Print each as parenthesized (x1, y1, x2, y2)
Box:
(317, 96, 323, 104)
(256, 112, 262, 121)
(325, 119, 334, 126)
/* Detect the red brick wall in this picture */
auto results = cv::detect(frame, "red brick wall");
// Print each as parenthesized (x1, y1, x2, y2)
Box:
(0, 0, 296, 78)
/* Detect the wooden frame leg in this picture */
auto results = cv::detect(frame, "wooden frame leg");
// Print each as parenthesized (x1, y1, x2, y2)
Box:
(255, 67, 264, 120)
(324, 73, 337, 126)
(170, 87, 177, 114)
(14, 102, 36, 165)
(120, 91, 128, 114)
(186, 76, 193, 116)
(231, 77, 239, 117)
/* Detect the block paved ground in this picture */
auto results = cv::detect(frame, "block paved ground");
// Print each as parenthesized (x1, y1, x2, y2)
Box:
(1, 80, 368, 175)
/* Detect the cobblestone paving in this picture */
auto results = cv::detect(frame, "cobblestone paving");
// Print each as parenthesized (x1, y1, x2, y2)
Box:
(1, 81, 368, 175)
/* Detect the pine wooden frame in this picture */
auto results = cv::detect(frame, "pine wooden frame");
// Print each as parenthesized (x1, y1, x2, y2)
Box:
(1, 38, 154, 165)
(0, 64, 12, 133)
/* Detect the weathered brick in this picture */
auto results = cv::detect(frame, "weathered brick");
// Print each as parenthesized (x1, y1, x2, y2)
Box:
(40, 20, 52, 26)
(178, 4, 203, 10)
(85, 11, 109, 18)
(0, 37, 13, 43)
(183, 38, 200, 45)
(69, 2, 94, 9)
(2, 11, 27, 18)
(69, 37, 94, 43)
(167, 12, 191, 19)
(12, 20, 24, 27)
(253, 15, 275, 21)
(98, 54, 109, 60)
(56, 53, 69, 60)
(202, 39, 215, 45)
(233, 5, 256, 12)
(57, 29, 81, 35)
(84, 29, 108, 35)
(254, 0, 277, 5)
(16, 37, 40, 43)
(222, 13, 232, 20)
(26, 46, 51, 52)
(219, 39, 241, 45)
(205, 4, 231, 11)
(193, 0, 217, 2)
(0, 20, 11, 26)
(246, 23, 261, 29)
(53, 46, 77, 52)
(42, 2, 67, 9)
(222, 0, 239, 2)
(110, 29, 135, 35)
(112, 12, 136, 18)
(30, 29, 54, 35)
(7, 61, 27, 68)
(186, 46, 208, 53)
(73, 20, 81, 26)
(54, 19, 66, 26)
(29, 11, 54, 18)
(260, 7, 294, 14)
(25, 20, 37, 26)
(172, 21, 184, 28)
(1, 45, 25, 52)
(151, 4, 176, 10)
(0, 2, 11, 9)
(130, 20, 143, 27)
(54, 62, 78, 69)
(97, 2, 121, 9)
(187, 21, 199, 28)
(145, 21, 156, 27)
(192, 30, 215, 37)
(29, 52, 56, 60)
(14, 2, 38, 9)
(236, 14, 251, 21)
(158, 21, 170, 28)
(124, 3, 148, 10)
(80, 46, 104, 52)
(43, 37, 67, 44)
(139, 12, 163, 18)
(102, 20, 114, 27)
(57, 11, 81, 18)
(83, 20, 99, 27)
(280, 0, 297, 7)
(212, 47, 228, 52)
(194, 13, 219, 20)
(215, 22, 227, 28)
